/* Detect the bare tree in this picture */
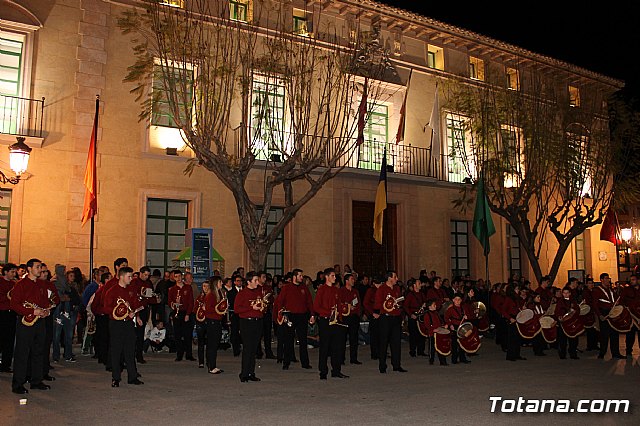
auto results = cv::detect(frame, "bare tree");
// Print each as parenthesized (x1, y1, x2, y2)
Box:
(118, 0, 393, 270)
(446, 67, 632, 284)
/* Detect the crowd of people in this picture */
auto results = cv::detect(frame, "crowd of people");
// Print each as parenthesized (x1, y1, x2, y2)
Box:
(1, 259, 639, 393)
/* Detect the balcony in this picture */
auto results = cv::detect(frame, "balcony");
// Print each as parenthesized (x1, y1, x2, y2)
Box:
(233, 127, 474, 184)
(0, 94, 45, 147)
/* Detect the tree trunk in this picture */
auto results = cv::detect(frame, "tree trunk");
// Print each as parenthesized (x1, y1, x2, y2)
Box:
(248, 243, 269, 273)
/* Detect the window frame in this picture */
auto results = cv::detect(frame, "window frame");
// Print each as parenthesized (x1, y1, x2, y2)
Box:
(145, 198, 190, 271)
(506, 67, 520, 91)
(451, 220, 470, 278)
(230, 0, 248, 22)
(250, 73, 288, 161)
(0, 188, 12, 263)
(469, 56, 485, 81)
(445, 112, 476, 183)
(256, 206, 285, 276)
(427, 44, 444, 70)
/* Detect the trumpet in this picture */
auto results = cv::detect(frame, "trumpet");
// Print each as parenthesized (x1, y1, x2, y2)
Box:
(277, 307, 293, 327)
(22, 302, 50, 326)
(171, 294, 182, 317)
(329, 305, 348, 328)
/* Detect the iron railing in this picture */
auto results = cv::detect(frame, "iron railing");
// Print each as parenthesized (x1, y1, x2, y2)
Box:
(232, 126, 474, 183)
(0, 94, 45, 138)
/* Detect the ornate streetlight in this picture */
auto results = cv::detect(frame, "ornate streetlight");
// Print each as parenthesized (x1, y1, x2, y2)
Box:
(1, 137, 32, 184)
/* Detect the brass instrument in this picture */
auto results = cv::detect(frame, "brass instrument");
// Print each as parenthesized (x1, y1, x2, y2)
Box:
(22, 302, 49, 326)
(112, 297, 144, 321)
(471, 301, 487, 319)
(250, 292, 272, 313)
(276, 307, 293, 327)
(6, 288, 12, 300)
(86, 314, 96, 334)
(215, 290, 229, 315)
(329, 304, 348, 328)
(195, 300, 206, 322)
(383, 294, 404, 313)
(171, 293, 182, 318)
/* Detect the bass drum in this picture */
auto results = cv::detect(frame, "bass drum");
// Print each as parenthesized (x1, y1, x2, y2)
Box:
(457, 322, 481, 354)
(418, 318, 430, 337)
(539, 316, 557, 343)
(434, 327, 452, 356)
(607, 306, 633, 333)
(477, 315, 490, 333)
(517, 316, 541, 339)
(627, 304, 640, 325)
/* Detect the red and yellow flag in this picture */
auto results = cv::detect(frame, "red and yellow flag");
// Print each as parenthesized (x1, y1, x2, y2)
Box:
(81, 98, 99, 226)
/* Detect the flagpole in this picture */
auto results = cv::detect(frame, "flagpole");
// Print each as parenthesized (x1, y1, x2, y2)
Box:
(89, 95, 99, 279)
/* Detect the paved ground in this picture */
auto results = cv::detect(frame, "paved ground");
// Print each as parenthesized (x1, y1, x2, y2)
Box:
(0, 335, 638, 426)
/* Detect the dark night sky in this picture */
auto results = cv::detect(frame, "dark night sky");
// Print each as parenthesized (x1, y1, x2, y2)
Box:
(380, 1, 640, 99)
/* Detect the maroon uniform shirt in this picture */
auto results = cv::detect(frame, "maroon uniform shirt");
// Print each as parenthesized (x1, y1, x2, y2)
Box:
(593, 286, 616, 317)
(313, 284, 340, 318)
(501, 297, 518, 321)
(444, 304, 466, 329)
(425, 287, 447, 311)
(103, 283, 141, 321)
(423, 310, 444, 336)
(276, 282, 314, 314)
(168, 284, 194, 314)
(340, 286, 361, 317)
(620, 285, 640, 308)
(204, 290, 224, 320)
(555, 296, 579, 321)
(9, 276, 50, 317)
(0, 277, 15, 311)
(130, 277, 154, 307)
(374, 284, 402, 316)
(535, 287, 553, 310)
(234, 287, 264, 319)
(363, 286, 377, 317)
(403, 290, 424, 317)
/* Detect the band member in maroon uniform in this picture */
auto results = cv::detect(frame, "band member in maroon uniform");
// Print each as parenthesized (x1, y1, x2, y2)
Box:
(594, 273, 625, 359)
(129, 266, 153, 364)
(194, 280, 210, 368)
(340, 273, 362, 364)
(374, 271, 407, 374)
(404, 279, 426, 358)
(234, 271, 264, 382)
(445, 294, 470, 364)
(104, 267, 143, 387)
(10, 259, 52, 394)
(313, 267, 347, 380)
(424, 300, 447, 365)
(621, 274, 640, 357)
(503, 285, 526, 361)
(425, 276, 448, 312)
(168, 270, 195, 362)
(528, 293, 547, 356)
(274, 268, 315, 370)
(582, 277, 599, 351)
(363, 278, 382, 360)
(204, 277, 226, 374)
(555, 286, 580, 359)
(534, 276, 553, 311)
(256, 271, 276, 360)
(0, 263, 18, 373)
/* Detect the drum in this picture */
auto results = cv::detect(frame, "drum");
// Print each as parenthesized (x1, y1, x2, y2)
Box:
(457, 322, 481, 354)
(539, 316, 557, 343)
(560, 310, 584, 338)
(477, 315, 490, 332)
(545, 303, 556, 317)
(516, 311, 541, 339)
(627, 304, 640, 324)
(434, 327, 451, 356)
(579, 304, 591, 315)
(581, 310, 597, 329)
(439, 301, 453, 317)
(607, 306, 633, 333)
(417, 318, 429, 337)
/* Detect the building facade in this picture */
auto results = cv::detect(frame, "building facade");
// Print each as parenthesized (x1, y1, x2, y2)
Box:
(0, 0, 623, 283)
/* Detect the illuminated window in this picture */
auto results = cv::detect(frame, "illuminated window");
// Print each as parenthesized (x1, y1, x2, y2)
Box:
(506, 67, 519, 90)
(230, 0, 248, 22)
(427, 45, 444, 70)
(445, 113, 476, 183)
(358, 103, 389, 171)
(293, 9, 310, 36)
(251, 75, 286, 161)
(569, 85, 581, 107)
(469, 57, 484, 81)
(151, 64, 194, 128)
(575, 232, 586, 270)
(159, 0, 184, 8)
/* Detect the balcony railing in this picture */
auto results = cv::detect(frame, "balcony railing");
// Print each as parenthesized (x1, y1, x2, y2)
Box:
(233, 126, 474, 183)
(0, 94, 45, 138)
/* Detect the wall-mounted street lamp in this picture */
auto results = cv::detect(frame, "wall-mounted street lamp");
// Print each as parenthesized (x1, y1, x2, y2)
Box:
(1, 137, 32, 184)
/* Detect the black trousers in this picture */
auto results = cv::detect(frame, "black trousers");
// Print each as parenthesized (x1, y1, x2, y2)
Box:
(407, 318, 426, 356)
(109, 319, 137, 382)
(42, 314, 54, 376)
(172, 312, 194, 359)
(230, 313, 242, 356)
(13, 318, 45, 388)
(625, 325, 638, 355)
(585, 327, 599, 350)
(369, 317, 380, 359)
(344, 315, 360, 362)
(532, 333, 545, 355)
(317, 317, 345, 376)
(276, 323, 285, 361)
(0, 310, 16, 370)
(599, 319, 621, 357)
(135, 308, 149, 362)
(496, 318, 508, 351)
(257, 310, 274, 356)
(506, 321, 521, 360)
(95, 314, 110, 365)
(283, 313, 310, 367)
(557, 326, 578, 358)
(451, 333, 468, 363)
(206, 320, 222, 369)
(196, 321, 207, 364)
(428, 336, 447, 364)
(378, 315, 402, 371)
(239, 318, 262, 379)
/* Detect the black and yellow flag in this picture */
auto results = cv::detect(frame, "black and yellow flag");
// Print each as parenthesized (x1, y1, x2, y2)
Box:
(373, 148, 387, 245)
